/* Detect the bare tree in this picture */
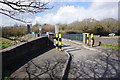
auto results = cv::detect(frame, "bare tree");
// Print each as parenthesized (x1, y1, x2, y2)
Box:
(0, 0, 52, 23)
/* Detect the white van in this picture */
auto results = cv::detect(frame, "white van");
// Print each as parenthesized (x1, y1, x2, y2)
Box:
(108, 33, 115, 37)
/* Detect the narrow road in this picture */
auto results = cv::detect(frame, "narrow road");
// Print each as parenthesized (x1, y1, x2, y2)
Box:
(62, 39, 119, 78)
(10, 48, 68, 79)
(10, 38, 119, 79)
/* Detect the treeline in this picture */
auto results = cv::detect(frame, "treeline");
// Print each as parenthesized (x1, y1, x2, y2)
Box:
(1, 23, 55, 38)
(2, 24, 27, 38)
(1, 18, 119, 38)
(59, 18, 119, 36)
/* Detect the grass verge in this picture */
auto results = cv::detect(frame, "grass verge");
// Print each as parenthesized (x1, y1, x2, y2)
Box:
(0, 38, 16, 49)
(101, 44, 120, 50)
(59, 30, 66, 34)
(110, 36, 120, 38)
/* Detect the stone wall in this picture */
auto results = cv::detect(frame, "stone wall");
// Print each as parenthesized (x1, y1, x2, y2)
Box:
(91, 35, 119, 46)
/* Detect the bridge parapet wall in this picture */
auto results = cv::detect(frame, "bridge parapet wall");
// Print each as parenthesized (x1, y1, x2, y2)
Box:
(1, 37, 54, 73)
(91, 35, 119, 46)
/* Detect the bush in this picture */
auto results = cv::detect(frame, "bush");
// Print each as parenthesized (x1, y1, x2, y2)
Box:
(2, 25, 27, 38)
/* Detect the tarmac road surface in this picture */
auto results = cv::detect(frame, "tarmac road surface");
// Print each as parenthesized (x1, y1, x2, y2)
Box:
(10, 48, 68, 79)
(62, 39, 119, 78)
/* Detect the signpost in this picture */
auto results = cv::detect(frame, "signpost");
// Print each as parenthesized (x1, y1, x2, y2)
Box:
(55, 25, 59, 50)
(55, 25, 59, 34)
(27, 24, 31, 34)
(27, 24, 32, 34)
(39, 24, 42, 37)
(39, 24, 42, 31)
(30, 24, 32, 26)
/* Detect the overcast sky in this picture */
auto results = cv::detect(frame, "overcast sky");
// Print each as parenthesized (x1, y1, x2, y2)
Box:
(0, 0, 119, 26)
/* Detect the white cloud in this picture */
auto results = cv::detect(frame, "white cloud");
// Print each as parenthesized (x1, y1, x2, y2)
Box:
(35, 2, 118, 25)
(1, 0, 119, 26)
(53, 0, 119, 2)
(92, 0, 119, 2)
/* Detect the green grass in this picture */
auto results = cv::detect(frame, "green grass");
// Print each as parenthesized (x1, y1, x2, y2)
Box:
(59, 30, 66, 34)
(110, 36, 120, 38)
(0, 38, 16, 49)
(3, 77, 10, 80)
(2, 70, 11, 80)
(101, 44, 120, 50)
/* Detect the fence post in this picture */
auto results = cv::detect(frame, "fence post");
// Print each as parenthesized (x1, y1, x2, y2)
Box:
(56, 34, 58, 49)
(87, 33, 89, 46)
(59, 34, 62, 51)
(91, 33, 94, 47)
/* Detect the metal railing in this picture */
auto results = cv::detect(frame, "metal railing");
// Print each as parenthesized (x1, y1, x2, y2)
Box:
(37, 34, 48, 37)
(62, 34, 83, 42)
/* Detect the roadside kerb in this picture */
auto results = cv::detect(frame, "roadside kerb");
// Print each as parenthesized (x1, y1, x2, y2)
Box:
(62, 50, 72, 79)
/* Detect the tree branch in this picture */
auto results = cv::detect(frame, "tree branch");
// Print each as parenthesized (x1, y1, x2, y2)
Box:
(0, 0, 52, 23)
(0, 11, 28, 23)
